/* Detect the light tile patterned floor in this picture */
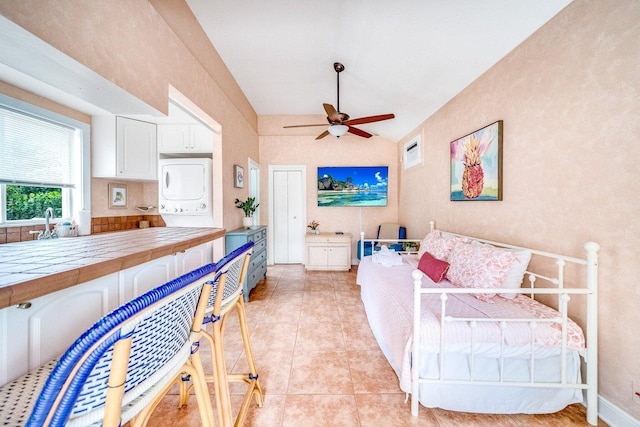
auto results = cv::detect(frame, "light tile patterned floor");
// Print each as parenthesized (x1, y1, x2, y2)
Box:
(147, 264, 606, 426)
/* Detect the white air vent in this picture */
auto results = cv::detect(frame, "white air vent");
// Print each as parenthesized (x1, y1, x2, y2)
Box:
(403, 135, 421, 169)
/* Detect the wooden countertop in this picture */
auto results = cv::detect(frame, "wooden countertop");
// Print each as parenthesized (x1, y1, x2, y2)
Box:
(0, 227, 225, 309)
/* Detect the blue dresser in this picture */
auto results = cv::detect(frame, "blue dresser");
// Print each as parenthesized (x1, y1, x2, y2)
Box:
(225, 226, 267, 301)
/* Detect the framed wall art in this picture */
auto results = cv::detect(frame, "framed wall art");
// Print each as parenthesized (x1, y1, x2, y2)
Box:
(108, 183, 128, 208)
(450, 120, 503, 201)
(234, 165, 244, 188)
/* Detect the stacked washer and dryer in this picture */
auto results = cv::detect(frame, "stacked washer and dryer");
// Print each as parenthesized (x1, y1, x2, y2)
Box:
(158, 157, 214, 227)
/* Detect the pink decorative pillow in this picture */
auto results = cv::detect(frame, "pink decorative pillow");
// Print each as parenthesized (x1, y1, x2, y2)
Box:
(418, 251, 450, 283)
(417, 231, 457, 261)
(470, 241, 532, 299)
(447, 240, 516, 302)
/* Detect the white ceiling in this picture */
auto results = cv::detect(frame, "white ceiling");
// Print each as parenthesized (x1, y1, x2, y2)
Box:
(186, 0, 572, 141)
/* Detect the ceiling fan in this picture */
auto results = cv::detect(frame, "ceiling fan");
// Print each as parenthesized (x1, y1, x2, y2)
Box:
(283, 62, 395, 139)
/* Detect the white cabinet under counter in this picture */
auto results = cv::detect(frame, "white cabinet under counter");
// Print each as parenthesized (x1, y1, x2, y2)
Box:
(1, 273, 120, 386)
(92, 115, 157, 180)
(120, 241, 212, 302)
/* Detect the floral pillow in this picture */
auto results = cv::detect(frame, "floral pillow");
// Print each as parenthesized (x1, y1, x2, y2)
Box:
(417, 231, 458, 261)
(447, 240, 516, 302)
(418, 251, 450, 283)
(470, 241, 532, 299)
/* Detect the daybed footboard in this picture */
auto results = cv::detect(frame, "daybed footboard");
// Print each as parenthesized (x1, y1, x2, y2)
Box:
(409, 234, 599, 426)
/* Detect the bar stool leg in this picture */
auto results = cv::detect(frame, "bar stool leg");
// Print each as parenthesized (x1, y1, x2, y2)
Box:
(227, 297, 263, 427)
(189, 349, 217, 427)
(202, 321, 233, 427)
(177, 373, 192, 408)
(214, 317, 235, 427)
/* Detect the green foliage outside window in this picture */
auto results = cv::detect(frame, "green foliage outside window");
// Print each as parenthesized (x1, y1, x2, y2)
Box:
(6, 185, 62, 220)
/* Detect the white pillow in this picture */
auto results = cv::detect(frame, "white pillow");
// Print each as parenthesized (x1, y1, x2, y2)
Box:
(499, 248, 531, 299)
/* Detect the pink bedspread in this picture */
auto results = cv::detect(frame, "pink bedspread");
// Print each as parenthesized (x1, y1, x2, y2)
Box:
(414, 278, 585, 351)
(357, 252, 587, 414)
(356, 256, 585, 377)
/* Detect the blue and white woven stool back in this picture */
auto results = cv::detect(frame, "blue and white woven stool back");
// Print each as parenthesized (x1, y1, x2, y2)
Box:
(25, 263, 217, 427)
(207, 242, 253, 312)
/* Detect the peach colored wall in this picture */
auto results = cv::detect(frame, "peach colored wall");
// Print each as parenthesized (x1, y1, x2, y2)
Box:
(397, 0, 640, 418)
(0, 81, 90, 124)
(0, 0, 259, 231)
(91, 179, 157, 218)
(259, 115, 399, 256)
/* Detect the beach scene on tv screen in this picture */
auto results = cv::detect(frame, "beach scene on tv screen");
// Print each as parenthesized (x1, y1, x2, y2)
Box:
(317, 166, 388, 207)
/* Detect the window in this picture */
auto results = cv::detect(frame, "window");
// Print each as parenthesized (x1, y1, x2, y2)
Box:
(0, 94, 90, 225)
(6, 185, 62, 220)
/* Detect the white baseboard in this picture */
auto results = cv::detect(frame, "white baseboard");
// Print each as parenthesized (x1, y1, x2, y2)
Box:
(598, 395, 640, 427)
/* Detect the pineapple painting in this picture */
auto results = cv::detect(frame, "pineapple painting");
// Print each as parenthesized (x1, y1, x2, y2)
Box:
(450, 121, 503, 201)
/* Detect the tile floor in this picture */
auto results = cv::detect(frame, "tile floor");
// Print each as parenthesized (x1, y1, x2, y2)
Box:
(148, 264, 606, 426)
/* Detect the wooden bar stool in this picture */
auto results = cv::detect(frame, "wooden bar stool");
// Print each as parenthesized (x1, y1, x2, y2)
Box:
(0, 264, 218, 427)
(192, 242, 263, 427)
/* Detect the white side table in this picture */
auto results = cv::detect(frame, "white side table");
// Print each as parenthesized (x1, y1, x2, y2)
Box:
(304, 232, 352, 271)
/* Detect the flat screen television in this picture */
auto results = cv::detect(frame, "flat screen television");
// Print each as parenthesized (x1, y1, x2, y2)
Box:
(317, 166, 388, 207)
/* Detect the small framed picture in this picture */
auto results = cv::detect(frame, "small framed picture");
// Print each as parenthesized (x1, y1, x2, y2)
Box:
(234, 165, 244, 188)
(108, 183, 128, 208)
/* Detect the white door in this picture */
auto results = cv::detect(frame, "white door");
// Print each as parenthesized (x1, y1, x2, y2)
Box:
(270, 166, 305, 264)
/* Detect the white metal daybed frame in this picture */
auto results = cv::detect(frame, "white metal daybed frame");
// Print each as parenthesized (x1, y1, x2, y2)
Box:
(359, 221, 599, 426)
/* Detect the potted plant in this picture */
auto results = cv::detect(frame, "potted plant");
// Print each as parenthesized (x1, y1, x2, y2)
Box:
(235, 197, 259, 228)
(307, 220, 320, 234)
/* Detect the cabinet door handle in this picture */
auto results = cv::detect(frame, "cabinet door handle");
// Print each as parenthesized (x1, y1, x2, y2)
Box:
(17, 302, 32, 309)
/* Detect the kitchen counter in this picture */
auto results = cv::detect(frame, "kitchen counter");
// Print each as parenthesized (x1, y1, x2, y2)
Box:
(0, 227, 225, 309)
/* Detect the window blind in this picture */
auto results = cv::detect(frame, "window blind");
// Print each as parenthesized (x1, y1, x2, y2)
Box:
(0, 106, 77, 188)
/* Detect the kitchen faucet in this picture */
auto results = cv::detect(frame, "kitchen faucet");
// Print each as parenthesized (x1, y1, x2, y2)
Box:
(30, 207, 58, 240)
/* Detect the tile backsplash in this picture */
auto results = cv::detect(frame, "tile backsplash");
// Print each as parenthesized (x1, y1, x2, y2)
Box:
(0, 215, 166, 244)
(91, 215, 165, 234)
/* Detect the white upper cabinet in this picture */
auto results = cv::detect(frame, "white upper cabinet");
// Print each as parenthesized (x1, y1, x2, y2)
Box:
(92, 116, 157, 180)
(157, 124, 213, 153)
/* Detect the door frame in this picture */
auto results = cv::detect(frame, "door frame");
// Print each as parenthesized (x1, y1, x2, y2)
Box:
(248, 157, 260, 227)
(268, 165, 306, 265)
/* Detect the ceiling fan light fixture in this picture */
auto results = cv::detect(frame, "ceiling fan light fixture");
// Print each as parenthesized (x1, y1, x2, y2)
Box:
(328, 124, 349, 137)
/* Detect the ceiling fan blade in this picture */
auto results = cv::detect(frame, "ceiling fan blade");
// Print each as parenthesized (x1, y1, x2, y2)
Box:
(347, 126, 372, 138)
(343, 113, 395, 126)
(315, 130, 330, 140)
(323, 103, 342, 123)
(283, 123, 327, 128)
